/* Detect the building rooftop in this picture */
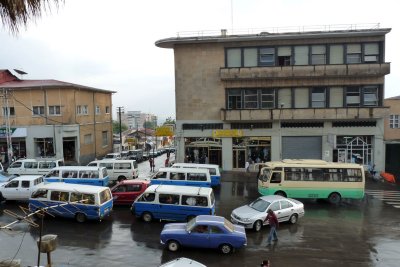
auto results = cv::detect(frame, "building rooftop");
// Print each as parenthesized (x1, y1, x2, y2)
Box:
(156, 23, 391, 48)
(385, 95, 400, 100)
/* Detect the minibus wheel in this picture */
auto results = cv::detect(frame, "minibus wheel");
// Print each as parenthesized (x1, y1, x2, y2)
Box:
(75, 212, 87, 223)
(142, 212, 153, 222)
(117, 176, 126, 182)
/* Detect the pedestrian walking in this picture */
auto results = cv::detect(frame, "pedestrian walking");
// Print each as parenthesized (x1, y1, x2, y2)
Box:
(265, 209, 279, 245)
(149, 158, 154, 172)
(245, 160, 250, 172)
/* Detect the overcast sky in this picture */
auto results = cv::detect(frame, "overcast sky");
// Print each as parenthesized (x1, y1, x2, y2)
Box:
(1, 0, 399, 123)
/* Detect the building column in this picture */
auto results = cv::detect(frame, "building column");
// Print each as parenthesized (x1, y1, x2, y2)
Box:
(222, 137, 233, 170)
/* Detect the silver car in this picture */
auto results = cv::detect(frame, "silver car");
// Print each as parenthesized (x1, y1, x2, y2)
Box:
(231, 195, 305, 232)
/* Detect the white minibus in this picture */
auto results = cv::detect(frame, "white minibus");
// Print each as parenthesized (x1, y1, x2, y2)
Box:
(44, 166, 109, 186)
(132, 184, 215, 222)
(6, 158, 64, 176)
(150, 167, 211, 187)
(172, 163, 221, 186)
(29, 182, 113, 222)
(87, 160, 138, 182)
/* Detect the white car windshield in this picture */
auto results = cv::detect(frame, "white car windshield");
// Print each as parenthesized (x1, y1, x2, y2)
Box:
(249, 198, 271, 212)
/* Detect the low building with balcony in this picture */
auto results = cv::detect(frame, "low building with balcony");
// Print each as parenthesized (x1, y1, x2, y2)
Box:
(0, 69, 115, 165)
(156, 24, 390, 171)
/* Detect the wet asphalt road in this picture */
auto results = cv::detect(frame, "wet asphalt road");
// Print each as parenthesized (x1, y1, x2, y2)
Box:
(1, 155, 400, 267)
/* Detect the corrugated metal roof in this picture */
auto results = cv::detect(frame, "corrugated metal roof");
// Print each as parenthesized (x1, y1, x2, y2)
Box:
(0, 79, 116, 93)
(385, 95, 400, 100)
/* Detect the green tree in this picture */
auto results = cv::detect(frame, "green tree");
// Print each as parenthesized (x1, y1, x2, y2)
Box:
(112, 121, 128, 134)
(0, 0, 63, 34)
(143, 120, 156, 130)
(163, 117, 176, 125)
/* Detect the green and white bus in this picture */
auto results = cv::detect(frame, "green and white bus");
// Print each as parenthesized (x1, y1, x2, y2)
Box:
(257, 159, 365, 204)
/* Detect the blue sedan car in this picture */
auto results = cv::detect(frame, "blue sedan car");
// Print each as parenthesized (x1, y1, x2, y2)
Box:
(160, 215, 247, 254)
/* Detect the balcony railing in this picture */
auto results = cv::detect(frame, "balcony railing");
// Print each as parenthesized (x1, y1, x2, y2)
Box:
(220, 63, 390, 81)
(220, 107, 389, 121)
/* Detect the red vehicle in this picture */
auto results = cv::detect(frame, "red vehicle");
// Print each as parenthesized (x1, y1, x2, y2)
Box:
(111, 180, 150, 205)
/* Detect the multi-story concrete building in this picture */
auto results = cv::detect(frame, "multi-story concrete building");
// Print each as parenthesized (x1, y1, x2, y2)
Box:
(384, 95, 400, 178)
(0, 69, 115, 165)
(156, 24, 390, 171)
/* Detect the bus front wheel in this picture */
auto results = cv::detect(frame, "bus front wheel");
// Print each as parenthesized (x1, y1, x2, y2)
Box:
(328, 192, 341, 205)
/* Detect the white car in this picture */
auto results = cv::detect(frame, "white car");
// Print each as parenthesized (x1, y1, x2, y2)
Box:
(0, 175, 44, 202)
(231, 195, 305, 232)
(159, 257, 206, 267)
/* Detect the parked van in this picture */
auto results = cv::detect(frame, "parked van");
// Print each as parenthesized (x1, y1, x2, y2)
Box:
(0, 175, 44, 201)
(87, 160, 138, 182)
(172, 163, 221, 186)
(29, 182, 113, 222)
(103, 153, 121, 160)
(126, 149, 144, 162)
(44, 166, 109, 186)
(150, 167, 211, 187)
(6, 158, 64, 176)
(132, 184, 215, 222)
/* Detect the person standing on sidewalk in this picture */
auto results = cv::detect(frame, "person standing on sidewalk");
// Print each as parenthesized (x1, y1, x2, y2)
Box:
(265, 209, 279, 245)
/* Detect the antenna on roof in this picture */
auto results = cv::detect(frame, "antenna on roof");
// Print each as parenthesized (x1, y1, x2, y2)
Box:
(13, 69, 27, 79)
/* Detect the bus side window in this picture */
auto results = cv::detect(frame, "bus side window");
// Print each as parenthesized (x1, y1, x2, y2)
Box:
(140, 193, 155, 202)
(270, 172, 281, 183)
(82, 194, 95, 205)
(60, 192, 69, 202)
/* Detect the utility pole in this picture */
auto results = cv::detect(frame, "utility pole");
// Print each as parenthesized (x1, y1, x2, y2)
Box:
(117, 107, 124, 153)
(1, 89, 13, 163)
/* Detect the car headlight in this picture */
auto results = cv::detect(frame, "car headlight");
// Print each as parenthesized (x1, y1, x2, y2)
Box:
(242, 218, 251, 222)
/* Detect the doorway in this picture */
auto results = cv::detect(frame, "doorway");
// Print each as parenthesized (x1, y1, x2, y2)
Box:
(63, 137, 77, 163)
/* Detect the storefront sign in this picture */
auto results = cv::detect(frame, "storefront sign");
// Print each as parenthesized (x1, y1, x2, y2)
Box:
(155, 126, 174, 137)
(0, 127, 16, 138)
(212, 129, 243, 138)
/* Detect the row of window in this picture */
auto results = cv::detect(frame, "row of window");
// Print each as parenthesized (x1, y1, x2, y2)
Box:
(389, 115, 400, 129)
(31, 189, 96, 205)
(226, 42, 382, 68)
(2, 105, 111, 117)
(138, 193, 209, 207)
(227, 86, 380, 109)
(282, 168, 363, 182)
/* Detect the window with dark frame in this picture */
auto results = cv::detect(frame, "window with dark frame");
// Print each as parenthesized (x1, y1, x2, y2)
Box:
(311, 45, 326, 65)
(346, 87, 361, 107)
(311, 88, 326, 108)
(261, 89, 275, 109)
(48, 105, 61, 115)
(2, 107, 15, 116)
(243, 89, 258, 109)
(389, 115, 400, 129)
(346, 44, 362, 64)
(227, 89, 242, 109)
(259, 47, 275, 66)
(363, 87, 378, 106)
(32, 106, 45, 116)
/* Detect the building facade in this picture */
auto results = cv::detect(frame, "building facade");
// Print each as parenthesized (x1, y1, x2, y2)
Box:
(156, 25, 390, 171)
(384, 96, 400, 178)
(0, 69, 115, 165)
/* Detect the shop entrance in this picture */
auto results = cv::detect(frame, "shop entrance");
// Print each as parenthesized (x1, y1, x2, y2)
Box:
(233, 148, 246, 168)
(63, 137, 77, 163)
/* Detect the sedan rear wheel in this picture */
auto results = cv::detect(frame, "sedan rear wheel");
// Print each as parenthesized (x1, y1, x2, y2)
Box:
(253, 220, 263, 232)
(289, 214, 298, 224)
(220, 243, 233, 254)
(167, 240, 180, 252)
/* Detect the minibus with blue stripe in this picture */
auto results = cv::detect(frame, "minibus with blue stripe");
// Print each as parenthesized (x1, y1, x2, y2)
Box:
(171, 163, 221, 186)
(43, 166, 109, 186)
(29, 183, 113, 222)
(132, 184, 215, 222)
(150, 167, 211, 187)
